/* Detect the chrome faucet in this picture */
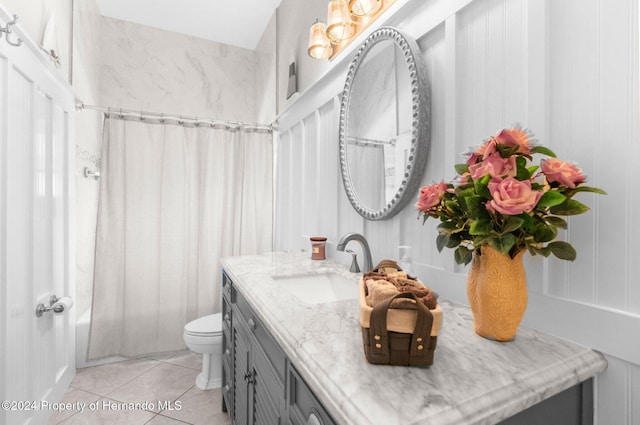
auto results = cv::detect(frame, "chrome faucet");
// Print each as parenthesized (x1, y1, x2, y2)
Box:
(336, 233, 373, 273)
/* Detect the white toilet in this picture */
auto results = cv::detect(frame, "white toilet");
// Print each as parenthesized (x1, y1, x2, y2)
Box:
(183, 313, 223, 390)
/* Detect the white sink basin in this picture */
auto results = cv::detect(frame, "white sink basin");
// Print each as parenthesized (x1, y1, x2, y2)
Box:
(274, 273, 359, 305)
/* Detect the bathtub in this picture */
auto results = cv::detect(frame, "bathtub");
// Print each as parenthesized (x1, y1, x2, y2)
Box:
(76, 308, 127, 368)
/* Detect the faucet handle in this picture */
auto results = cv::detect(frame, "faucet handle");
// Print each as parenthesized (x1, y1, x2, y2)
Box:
(345, 249, 361, 273)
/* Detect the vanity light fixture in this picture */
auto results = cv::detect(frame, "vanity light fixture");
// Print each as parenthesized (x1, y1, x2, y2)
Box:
(307, 0, 396, 60)
(348, 0, 382, 17)
(308, 20, 333, 59)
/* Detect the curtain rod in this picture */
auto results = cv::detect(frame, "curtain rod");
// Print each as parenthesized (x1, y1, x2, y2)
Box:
(76, 102, 277, 133)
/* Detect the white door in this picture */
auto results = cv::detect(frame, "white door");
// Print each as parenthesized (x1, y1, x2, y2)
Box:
(0, 9, 75, 425)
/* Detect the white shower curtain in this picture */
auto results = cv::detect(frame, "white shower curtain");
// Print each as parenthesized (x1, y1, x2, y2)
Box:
(88, 116, 272, 360)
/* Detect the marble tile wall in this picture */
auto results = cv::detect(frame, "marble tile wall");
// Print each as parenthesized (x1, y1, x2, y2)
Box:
(99, 17, 259, 123)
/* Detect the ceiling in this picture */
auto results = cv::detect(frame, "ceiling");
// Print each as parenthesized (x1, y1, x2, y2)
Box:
(95, 0, 282, 50)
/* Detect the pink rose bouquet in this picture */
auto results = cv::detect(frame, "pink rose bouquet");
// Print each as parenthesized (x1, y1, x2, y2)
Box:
(417, 126, 606, 265)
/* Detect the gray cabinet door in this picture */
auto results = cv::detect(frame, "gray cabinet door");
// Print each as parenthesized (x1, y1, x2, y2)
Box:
(233, 317, 251, 425)
(252, 343, 283, 425)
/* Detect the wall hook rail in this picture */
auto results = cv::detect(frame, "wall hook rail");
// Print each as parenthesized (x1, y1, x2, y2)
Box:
(0, 15, 23, 47)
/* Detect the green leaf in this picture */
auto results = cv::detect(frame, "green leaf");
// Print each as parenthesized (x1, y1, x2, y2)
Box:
(436, 233, 449, 252)
(458, 187, 476, 198)
(454, 246, 473, 265)
(463, 195, 488, 219)
(545, 216, 568, 229)
(533, 223, 557, 243)
(537, 190, 566, 208)
(529, 245, 551, 257)
(455, 163, 470, 175)
(516, 158, 531, 180)
(470, 219, 493, 235)
(489, 234, 516, 255)
(501, 216, 525, 233)
(437, 221, 458, 233)
(519, 213, 534, 230)
(443, 200, 463, 216)
(473, 179, 491, 199)
(548, 241, 577, 261)
(530, 146, 557, 157)
(446, 233, 463, 248)
(550, 199, 591, 216)
(497, 144, 519, 157)
(565, 186, 607, 196)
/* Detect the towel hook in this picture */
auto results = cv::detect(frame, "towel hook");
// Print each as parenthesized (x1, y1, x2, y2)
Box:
(0, 15, 23, 47)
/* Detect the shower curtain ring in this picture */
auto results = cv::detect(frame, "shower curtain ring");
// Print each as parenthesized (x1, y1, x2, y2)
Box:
(139, 110, 144, 121)
(160, 113, 165, 123)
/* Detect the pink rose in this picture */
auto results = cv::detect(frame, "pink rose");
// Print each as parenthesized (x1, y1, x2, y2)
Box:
(416, 182, 447, 212)
(467, 139, 497, 165)
(469, 154, 517, 180)
(541, 158, 585, 189)
(487, 177, 542, 215)
(494, 128, 531, 154)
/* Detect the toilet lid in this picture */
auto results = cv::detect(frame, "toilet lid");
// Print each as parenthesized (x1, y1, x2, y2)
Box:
(184, 313, 223, 336)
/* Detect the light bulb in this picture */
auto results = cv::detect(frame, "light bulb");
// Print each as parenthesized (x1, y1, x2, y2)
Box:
(307, 21, 333, 59)
(327, 0, 356, 43)
(349, 0, 382, 17)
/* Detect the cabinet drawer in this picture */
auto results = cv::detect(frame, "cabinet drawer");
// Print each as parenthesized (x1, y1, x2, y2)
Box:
(222, 270, 233, 300)
(222, 368, 232, 415)
(235, 289, 286, 384)
(288, 365, 336, 425)
(222, 298, 232, 334)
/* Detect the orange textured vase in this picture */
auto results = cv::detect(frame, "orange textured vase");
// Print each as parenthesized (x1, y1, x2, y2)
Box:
(466, 245, 527, 341)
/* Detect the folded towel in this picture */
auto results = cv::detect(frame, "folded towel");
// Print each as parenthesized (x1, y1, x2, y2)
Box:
(363, 266, 437, 310)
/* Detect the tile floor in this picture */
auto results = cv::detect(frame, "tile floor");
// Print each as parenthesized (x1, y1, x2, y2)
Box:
(48, 350, 232, 425)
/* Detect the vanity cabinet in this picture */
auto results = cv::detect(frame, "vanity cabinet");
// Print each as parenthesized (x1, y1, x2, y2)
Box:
(221, 255, 605, 425)
(222, 271, 287, 425)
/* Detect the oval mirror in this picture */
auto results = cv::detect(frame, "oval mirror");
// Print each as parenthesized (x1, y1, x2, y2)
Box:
(339, 27, 430, 220)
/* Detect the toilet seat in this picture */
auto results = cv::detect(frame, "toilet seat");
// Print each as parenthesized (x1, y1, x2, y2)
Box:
(184, 313, 223, 336)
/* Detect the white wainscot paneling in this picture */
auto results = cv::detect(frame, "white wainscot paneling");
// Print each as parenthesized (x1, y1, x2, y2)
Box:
(274, 0, 640, 424)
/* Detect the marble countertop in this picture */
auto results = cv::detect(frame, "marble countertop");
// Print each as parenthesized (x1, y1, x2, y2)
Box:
(220, 252, 607, 425)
